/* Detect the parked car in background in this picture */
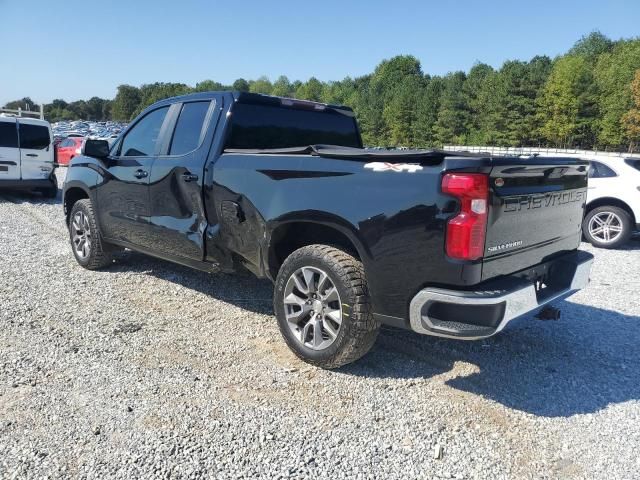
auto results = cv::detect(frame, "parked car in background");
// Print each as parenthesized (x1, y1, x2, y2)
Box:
(51, 120, 126, 141)
(99, 133, 121, 146)
(55, 136, 83, 165)
(583, 157, 640, 248)
(0, 114, 57, 197)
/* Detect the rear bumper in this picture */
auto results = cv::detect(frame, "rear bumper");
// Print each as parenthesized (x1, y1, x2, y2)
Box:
(409, 250, 594, 340)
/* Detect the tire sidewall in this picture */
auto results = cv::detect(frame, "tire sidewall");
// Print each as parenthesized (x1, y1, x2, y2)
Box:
(69, 200, 97, 267)
(274, 249, 361, 364)
(583, 206, 632, 248)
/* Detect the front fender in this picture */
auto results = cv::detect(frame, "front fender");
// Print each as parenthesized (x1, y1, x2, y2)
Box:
(62, 157, 102, 219)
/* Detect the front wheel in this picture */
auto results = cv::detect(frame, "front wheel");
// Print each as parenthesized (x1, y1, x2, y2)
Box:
(68, 199, 114, 269)
(583, 206, 633, 249)
(274, 245, 380, 369)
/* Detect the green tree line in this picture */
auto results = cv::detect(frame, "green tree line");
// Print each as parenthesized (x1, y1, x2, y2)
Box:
(4, 31, 640, 151)
(2, 96, 112, 123)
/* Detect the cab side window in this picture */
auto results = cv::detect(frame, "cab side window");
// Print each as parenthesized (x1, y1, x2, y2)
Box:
(588, 161, 617, 178)
(19, 124, 50, 150)
(119, 106, 169, 157)
(0, 122, 18, 148)
(168, 101, 211, 156)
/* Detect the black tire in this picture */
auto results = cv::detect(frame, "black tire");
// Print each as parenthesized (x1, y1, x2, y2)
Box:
(68, 199, 114, 270)
(582, 205, 633, 249)
(274, 245, 380, 369)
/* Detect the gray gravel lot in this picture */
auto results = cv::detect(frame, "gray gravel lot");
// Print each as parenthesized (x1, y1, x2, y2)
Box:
(1, 170, 639, 479)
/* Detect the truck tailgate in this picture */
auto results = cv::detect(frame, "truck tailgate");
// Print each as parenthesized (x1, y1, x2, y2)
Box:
(482, 159, 589, 281)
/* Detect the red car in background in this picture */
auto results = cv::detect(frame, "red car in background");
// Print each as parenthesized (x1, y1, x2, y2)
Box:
(55, 137, 84, 165)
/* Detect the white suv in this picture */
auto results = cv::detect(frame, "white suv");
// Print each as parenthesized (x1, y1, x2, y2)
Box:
(583, 156, 640, 248)
(0, 116, 57, 197)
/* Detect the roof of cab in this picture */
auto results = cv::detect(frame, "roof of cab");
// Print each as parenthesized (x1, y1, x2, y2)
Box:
(0, 115, 50, 127)
(147, 91, 354, 114)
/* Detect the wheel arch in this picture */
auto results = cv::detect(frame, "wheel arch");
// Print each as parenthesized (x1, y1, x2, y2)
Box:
(63, 183, 91, 225)
(585, 197, 636, 225)
(266, 220, 368, 281)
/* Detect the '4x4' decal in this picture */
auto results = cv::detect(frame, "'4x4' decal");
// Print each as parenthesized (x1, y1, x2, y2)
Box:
(364, 162, 423, 173)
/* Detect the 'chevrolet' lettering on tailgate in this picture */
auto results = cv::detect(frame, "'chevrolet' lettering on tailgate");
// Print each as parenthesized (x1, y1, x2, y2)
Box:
(504, 190, 585, 212)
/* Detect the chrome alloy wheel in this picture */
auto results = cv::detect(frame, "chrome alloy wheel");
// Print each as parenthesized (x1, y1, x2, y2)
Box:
(72, 211, 92, 259)
(588, 211, 623, 244)
(283, 266, 343, 350)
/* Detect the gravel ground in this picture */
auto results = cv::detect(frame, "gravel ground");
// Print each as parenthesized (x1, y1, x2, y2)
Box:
(1, 170, 639, 479)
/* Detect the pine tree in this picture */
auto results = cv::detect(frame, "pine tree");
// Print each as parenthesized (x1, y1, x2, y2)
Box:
(622, 69, 640, 152)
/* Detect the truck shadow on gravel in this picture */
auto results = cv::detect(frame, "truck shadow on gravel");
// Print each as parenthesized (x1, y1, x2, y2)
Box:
(344, 302, 640, 418)
(110, 252, 274, 315)
(110, 252, 638, 419)
(620, 235, 640, 250)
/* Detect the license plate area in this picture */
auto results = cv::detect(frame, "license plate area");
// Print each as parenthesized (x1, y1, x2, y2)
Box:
(512, 260, 559, 302)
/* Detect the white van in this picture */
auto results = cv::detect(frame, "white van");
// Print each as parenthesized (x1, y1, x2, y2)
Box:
(0, 113, 57, 198)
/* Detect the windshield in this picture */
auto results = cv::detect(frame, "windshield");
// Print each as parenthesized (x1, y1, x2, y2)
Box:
(225, 102, 361, 150)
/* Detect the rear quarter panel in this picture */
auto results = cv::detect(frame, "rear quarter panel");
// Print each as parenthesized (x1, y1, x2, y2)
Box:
(208, 153, 473, 319)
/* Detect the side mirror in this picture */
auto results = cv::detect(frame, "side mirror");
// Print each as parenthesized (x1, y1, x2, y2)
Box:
(82, 139, 110, 158)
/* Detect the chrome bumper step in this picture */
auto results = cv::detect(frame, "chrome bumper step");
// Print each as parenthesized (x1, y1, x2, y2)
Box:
(409, 251, 594, 340)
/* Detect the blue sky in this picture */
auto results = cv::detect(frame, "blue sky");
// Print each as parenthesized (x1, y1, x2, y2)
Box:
(1, 0, 639, 105)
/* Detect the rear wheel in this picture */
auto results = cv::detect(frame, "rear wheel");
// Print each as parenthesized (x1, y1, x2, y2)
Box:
(274, 245, 380, 369)
(583, 205, 633, 249)
(68, 199, 114, 269)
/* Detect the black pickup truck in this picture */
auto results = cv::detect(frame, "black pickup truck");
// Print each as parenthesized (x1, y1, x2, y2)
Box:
(63, 91, 594, 368)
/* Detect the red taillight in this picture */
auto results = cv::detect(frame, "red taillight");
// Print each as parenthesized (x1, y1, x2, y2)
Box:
(442, 173, 489, 261)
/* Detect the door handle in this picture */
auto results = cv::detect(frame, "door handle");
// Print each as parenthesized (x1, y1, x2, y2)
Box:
(181, 172, 199, 182)
(134, 169, 148, 179)
(26, 153, 38, 157)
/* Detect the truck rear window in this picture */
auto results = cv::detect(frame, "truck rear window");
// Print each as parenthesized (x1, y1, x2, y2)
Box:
(226, 103, 361, 150)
